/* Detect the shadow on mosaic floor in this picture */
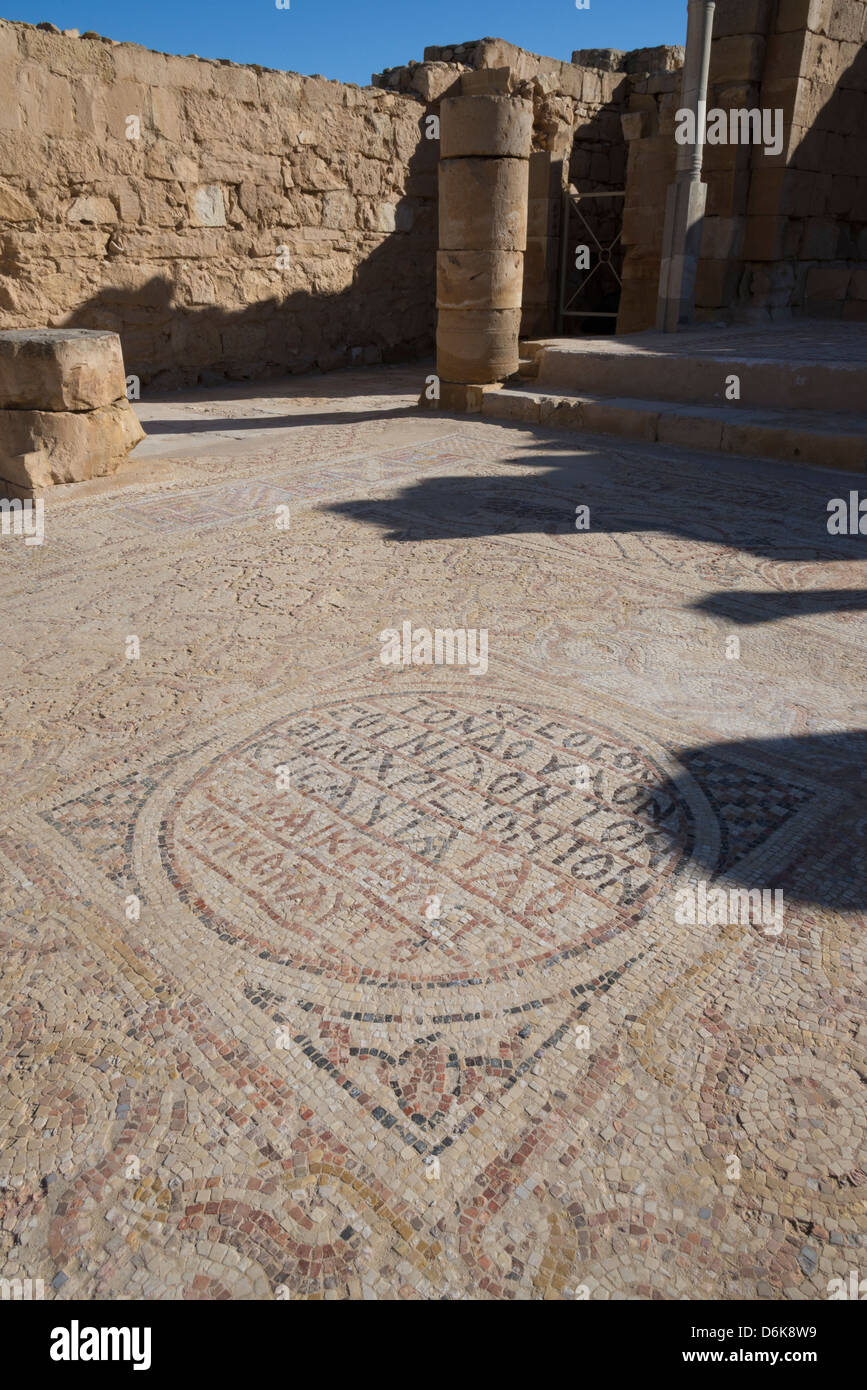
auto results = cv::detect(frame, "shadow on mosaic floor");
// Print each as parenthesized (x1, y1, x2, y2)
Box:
(656, 731, 867, 911)
(139, 403, 417, 434)
(692, 589, 867, 623)
(323, 436, 865, 564)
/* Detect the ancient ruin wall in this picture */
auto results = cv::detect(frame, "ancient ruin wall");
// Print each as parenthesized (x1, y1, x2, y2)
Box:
(0, 20, 437, 387)
(697, 0, 867, 321)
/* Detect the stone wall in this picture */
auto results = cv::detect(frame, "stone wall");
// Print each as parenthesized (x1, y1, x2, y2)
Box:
(698, 0, 867, 321)
(616, 70, 682, 333)
(615, 0, 867, 330)
(0, 20, 437, 387)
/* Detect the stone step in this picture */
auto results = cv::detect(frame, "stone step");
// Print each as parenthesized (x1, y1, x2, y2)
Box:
(516, 357, 539, 378)
(532, 340, 867, 413)
(479, 385, 867, 472)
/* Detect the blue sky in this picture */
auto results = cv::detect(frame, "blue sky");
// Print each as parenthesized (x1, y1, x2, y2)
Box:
(5, 1, 687, 86)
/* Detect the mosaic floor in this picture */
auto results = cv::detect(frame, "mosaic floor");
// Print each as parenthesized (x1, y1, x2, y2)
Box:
(1, 365, 865, 1300)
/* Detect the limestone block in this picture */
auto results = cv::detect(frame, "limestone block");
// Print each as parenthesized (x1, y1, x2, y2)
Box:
(439, 158, 529, 251)
(520, 306, 552, 337)
(429, 381, 488, 412)
(436, 307, 522, 383)
(527, 196, 557, 238)
(711, 0, 774, 36)
(764, 29, 837, 84)
(657, 409, 724, 453)
(437, 250, 524, 310)
(0, 398, 144, 488)
(805, 265, 851, 300)
(581, 70, 602, 104)
(838, 41, 865, 85)
(774, 0, 830, 32)
(440, 96, 532, 159)
(801, 218, 840, 258)
(522, 236, 556, 291)
(460, 68, 514, 96)
(745, 167, 786, 217)
(539, 395, 584, 429)
(581, 398, 659, 441)
(710, 33, 767, 83)
(555, 65, 583, 101)
(782, 170, 832, 217)
(743, 261, 796, 306)
(321, 190, 356, 229)
(572, 48, 625, 71)
(292, 150, 347, 193)
(150, 87, 182, 142)
(0, 329, 127, 411)
(705, 166, 752, 217)
(621, 111, 647, 141)
(409, 63, 464, 103)
(481, 388, 540, 423)
(0, 181, 36, 219)
(527, 151, 562, 201)
(700, 215, 745, 259)
(850, 266, 867, 300)
(66, 195, 117, 224)
(828, 174, 858, 220)
(600, 72, 628, 103)
(145, 148, 200, 182)
(189, 184, 226, 227)
(694, 258, 742, 307)
(742, 213, 786, 259)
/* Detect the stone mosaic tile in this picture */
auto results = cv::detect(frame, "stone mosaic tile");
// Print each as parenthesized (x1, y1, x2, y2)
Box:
(0, 377, 865, 1300)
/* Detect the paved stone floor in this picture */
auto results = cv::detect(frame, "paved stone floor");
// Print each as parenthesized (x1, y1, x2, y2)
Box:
(529, 320, 867, 364)
(1, 363, 865, 1300)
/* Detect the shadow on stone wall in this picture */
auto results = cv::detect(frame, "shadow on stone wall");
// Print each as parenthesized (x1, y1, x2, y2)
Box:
(780, 41, 867, 318)
(735, 41, 867, 319)
(61, 142, 437, 389)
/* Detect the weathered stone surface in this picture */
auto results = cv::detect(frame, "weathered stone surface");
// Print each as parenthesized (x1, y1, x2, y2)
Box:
(436, 249, 524, 310)
(0, 397, 144, 488)
(408, 62, 464, 102)
(440, 95, 533, 158)
(439, 157, 529, 251)
(66, 194, 116, 224)
(0, 328, 127, 410)
(0, 181, 36, 219)
(621, 111, 647, 141)
(424, 379, 488, 411)
(460, 67, 514, 96)
(0, 20, 438, 385)
(480, 385, 541, 421)
(436, 307, 522, 383)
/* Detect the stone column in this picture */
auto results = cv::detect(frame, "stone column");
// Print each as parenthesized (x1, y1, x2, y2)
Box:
(656, 0, 715, 330)
(434, 92, 532, 407)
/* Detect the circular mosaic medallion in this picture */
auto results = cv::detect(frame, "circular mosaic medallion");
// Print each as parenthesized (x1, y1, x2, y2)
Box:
(159, 693, 696, 989)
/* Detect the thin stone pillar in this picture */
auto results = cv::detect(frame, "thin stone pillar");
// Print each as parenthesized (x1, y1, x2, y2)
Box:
(433, 91, 532, 406)
(656, 0, 715, 331)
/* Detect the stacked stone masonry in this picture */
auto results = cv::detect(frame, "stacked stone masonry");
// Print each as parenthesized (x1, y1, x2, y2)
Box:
(1, 8, 863, 378)
(0, 20, 439, 387)
(436, 92, 532, 384)
(0, 328, 143, 489)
